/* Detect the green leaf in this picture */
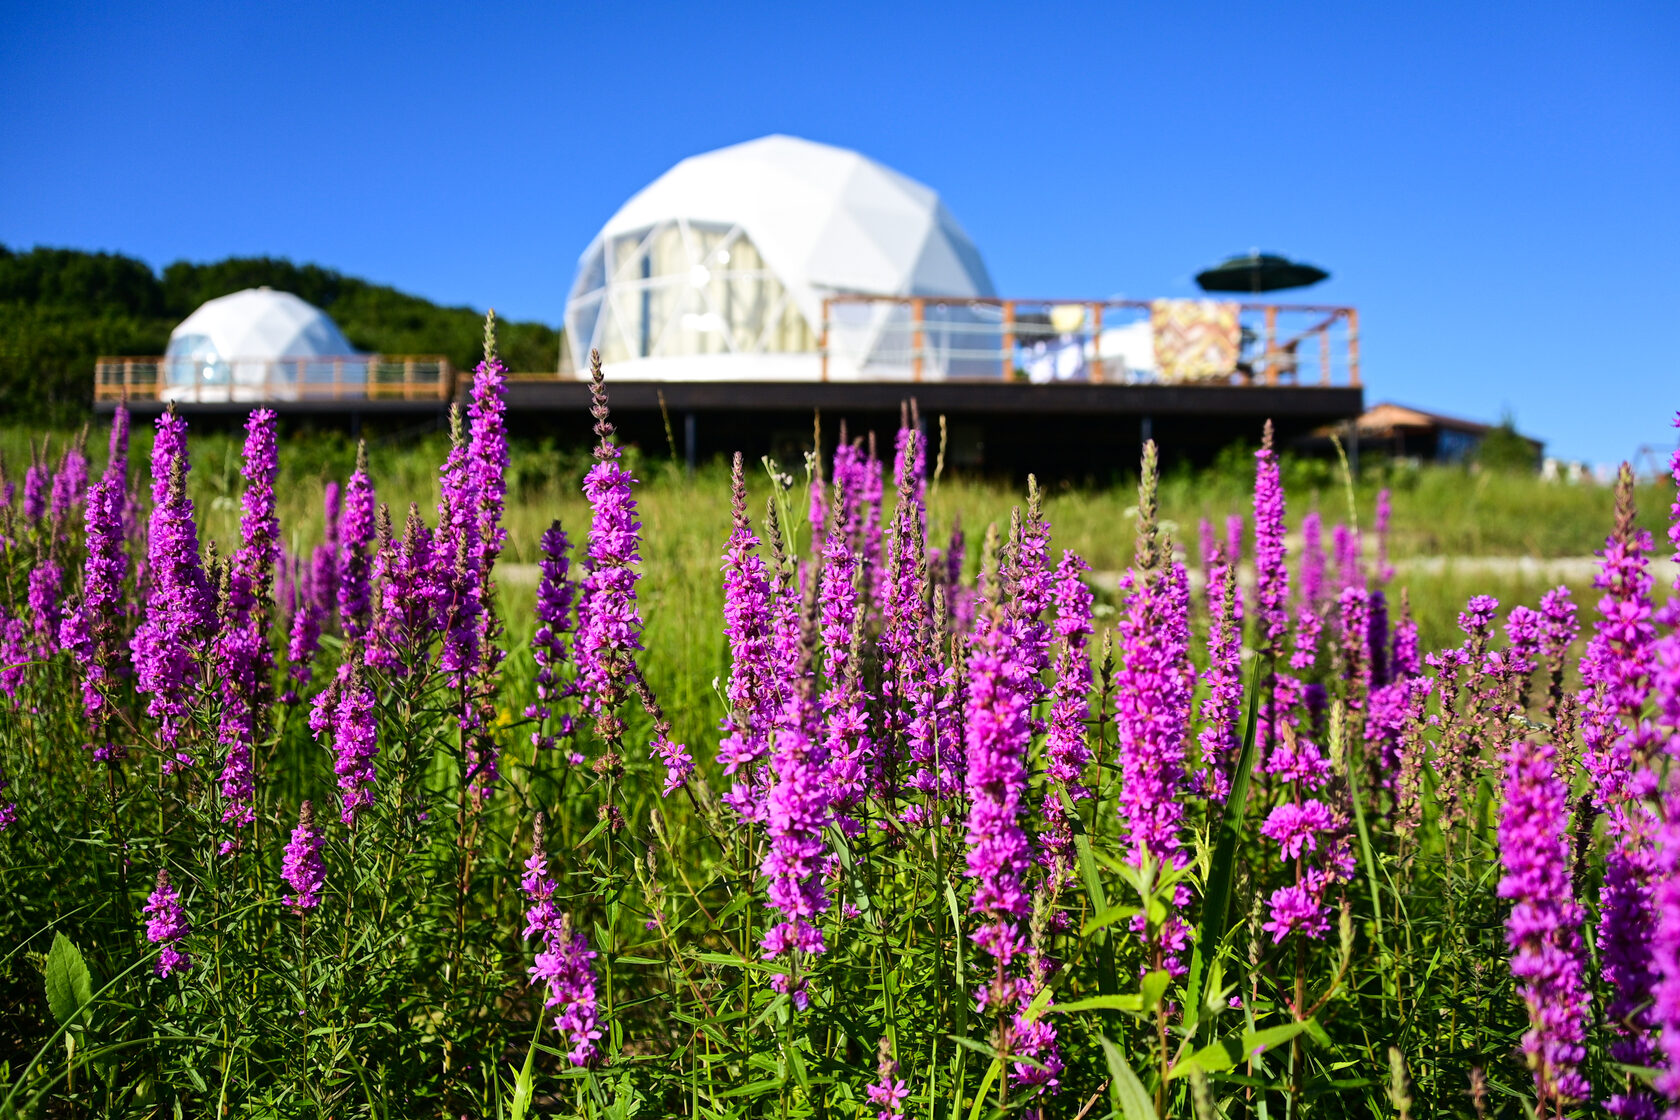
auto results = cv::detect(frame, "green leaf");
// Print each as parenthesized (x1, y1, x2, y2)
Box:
(1166, 1038, 1242, 1081)
(965, 1057, 1003, 1120)
(1185, 665, 1261, 1029)
(44, 933, 93, 1029)
(1080, 904, 1142, 936)
(1099, 1035, 1159, 1120)
(1242, 1018, 1318, 1060)
(1048, 994, 1144, 1015)
(1140, 969, 1171, 1013)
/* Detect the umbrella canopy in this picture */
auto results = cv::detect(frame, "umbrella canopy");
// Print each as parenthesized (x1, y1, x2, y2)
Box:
(1195, 252, 1329, 294)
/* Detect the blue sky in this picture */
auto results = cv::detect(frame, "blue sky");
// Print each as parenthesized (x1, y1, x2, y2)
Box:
(3, 2, 1675, 465)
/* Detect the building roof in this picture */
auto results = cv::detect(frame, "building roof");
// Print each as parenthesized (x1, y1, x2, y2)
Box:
(1355, 401, 1543, 450)
(166, 288, 358, 361)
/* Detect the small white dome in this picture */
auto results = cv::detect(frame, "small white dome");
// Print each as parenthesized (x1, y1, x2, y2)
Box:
(167, 288, 358, 362)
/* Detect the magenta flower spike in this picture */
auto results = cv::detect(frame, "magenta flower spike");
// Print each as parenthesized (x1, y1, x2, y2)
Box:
(468, 323, 510, 572)
(1041, 550, 1095, 880)
(60, 463, 130, 755)
(281, 801, 326, 910)
(816, 488, 872, 835)
(716, 454, 780, 819)
(521, 816, 604, 1066)
(1374, 488, 1394, 583)
(131, 409, 210, 771)
(1497, 725, 1593, 1108)
(759, 700, 831, 1010)
(337, 444, 377, 641)
(322, 654, 379, 825)
(1114, 558, 1196, 971)
(312, 481, 342, 625)
(526, 520, 579, 753)
(1299, 510, 1325, 608)
(144, 868, 192, 978)
(213, 410, 280, 846)
(575, 353, 645, 749)
(1252, 422, 1290, 654)
(1198, 557, 1243, 803)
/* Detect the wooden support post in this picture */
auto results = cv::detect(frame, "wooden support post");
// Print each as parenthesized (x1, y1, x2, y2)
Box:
(1001, 300, 1015, 381)
(1319, 328, 1331, 386)
(1264, 305, 1279, 386)
(332, 358, 342, 400)
(1090, 302, 1104, 383)
(820, 297, 831, 382)
(910, 297, 925, 383)
(1346, 309, 1361, 386)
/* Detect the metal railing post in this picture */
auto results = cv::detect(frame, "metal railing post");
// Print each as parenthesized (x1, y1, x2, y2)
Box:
(1090, 302, 1103, 383)
(1264, 305, 1279, 386)
(820, 298, 831, 382)
(910, 297, 925, 383)
(1001, 300, 1015, 381)
(1346, 309, 1361, 386)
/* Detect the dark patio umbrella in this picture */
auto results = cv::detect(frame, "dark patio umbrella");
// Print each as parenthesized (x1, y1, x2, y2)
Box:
(1195, 252, 1329, 294)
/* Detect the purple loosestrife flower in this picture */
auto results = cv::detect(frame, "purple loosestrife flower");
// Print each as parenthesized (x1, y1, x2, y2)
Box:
(282, 801, 326, 909)
(1225, 513, 1244, 570)
(51, 439, 89, 526)
(1338, 586, 1372, 705)
(860, 435, 886, 604)
(760, 693, 831, 1008)
(284, 562, 323, 703)
(522, 816, 604, 1067)
(1649, 634, 1680, 1105)
(319, 654, 379, 825)
(0, 617, 29, 702)
(576, 353, 644, 748)
(468, 321, 510, 571)
(144, 869, 192, 978)
(131, 412, 211, 771)
(882, 431, 942, 811)
(312, 482, 341, 625)
(1299, 510, 1326, 607)
(214, 409, 280, 846)
(1580, 466, 1656, 810)
(1198, 517, 1217, 578)
(22, 450, 49, 523)
(1198, 558, 1243, 803)
(60, 434, 132, 750)
(526, 521, 579, 753)
(1333, 523, 1362, 591)
(336, 444, 376, 640)
(1498, 728, 1592, 1108)
(1006, 478, 1054, 709)
(817, 489, 871, 834)
(868, 1037, 909, 1120)
(963, 599, 1034, 970)
(1374, 488, 1394, 583)
(1114, 442, 1196, 973)
(716, 454, 780, 819)
(1539, 587, 1579, 720)
(1253, 422, 1290, 653)
(27, 561, 64, 656)
(435, 410, 484, 695)
(0, 761, 14, 830)
(1042, 550, 1094, 881)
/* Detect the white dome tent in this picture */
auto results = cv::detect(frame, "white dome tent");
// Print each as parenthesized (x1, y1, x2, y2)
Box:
(563, 135, 997, 381)
(163, 287, 365, 401)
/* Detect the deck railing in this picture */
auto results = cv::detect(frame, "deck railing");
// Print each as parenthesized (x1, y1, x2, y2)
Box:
(94, 356, 456, 403)
(818, 296, 1359, 386)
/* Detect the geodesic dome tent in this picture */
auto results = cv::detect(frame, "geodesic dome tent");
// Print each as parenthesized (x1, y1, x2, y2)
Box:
(163, 288, 365, 401)
(563, 135, 998, 380)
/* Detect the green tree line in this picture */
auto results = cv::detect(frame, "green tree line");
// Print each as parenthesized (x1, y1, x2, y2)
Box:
(0, 244, 562, 423)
